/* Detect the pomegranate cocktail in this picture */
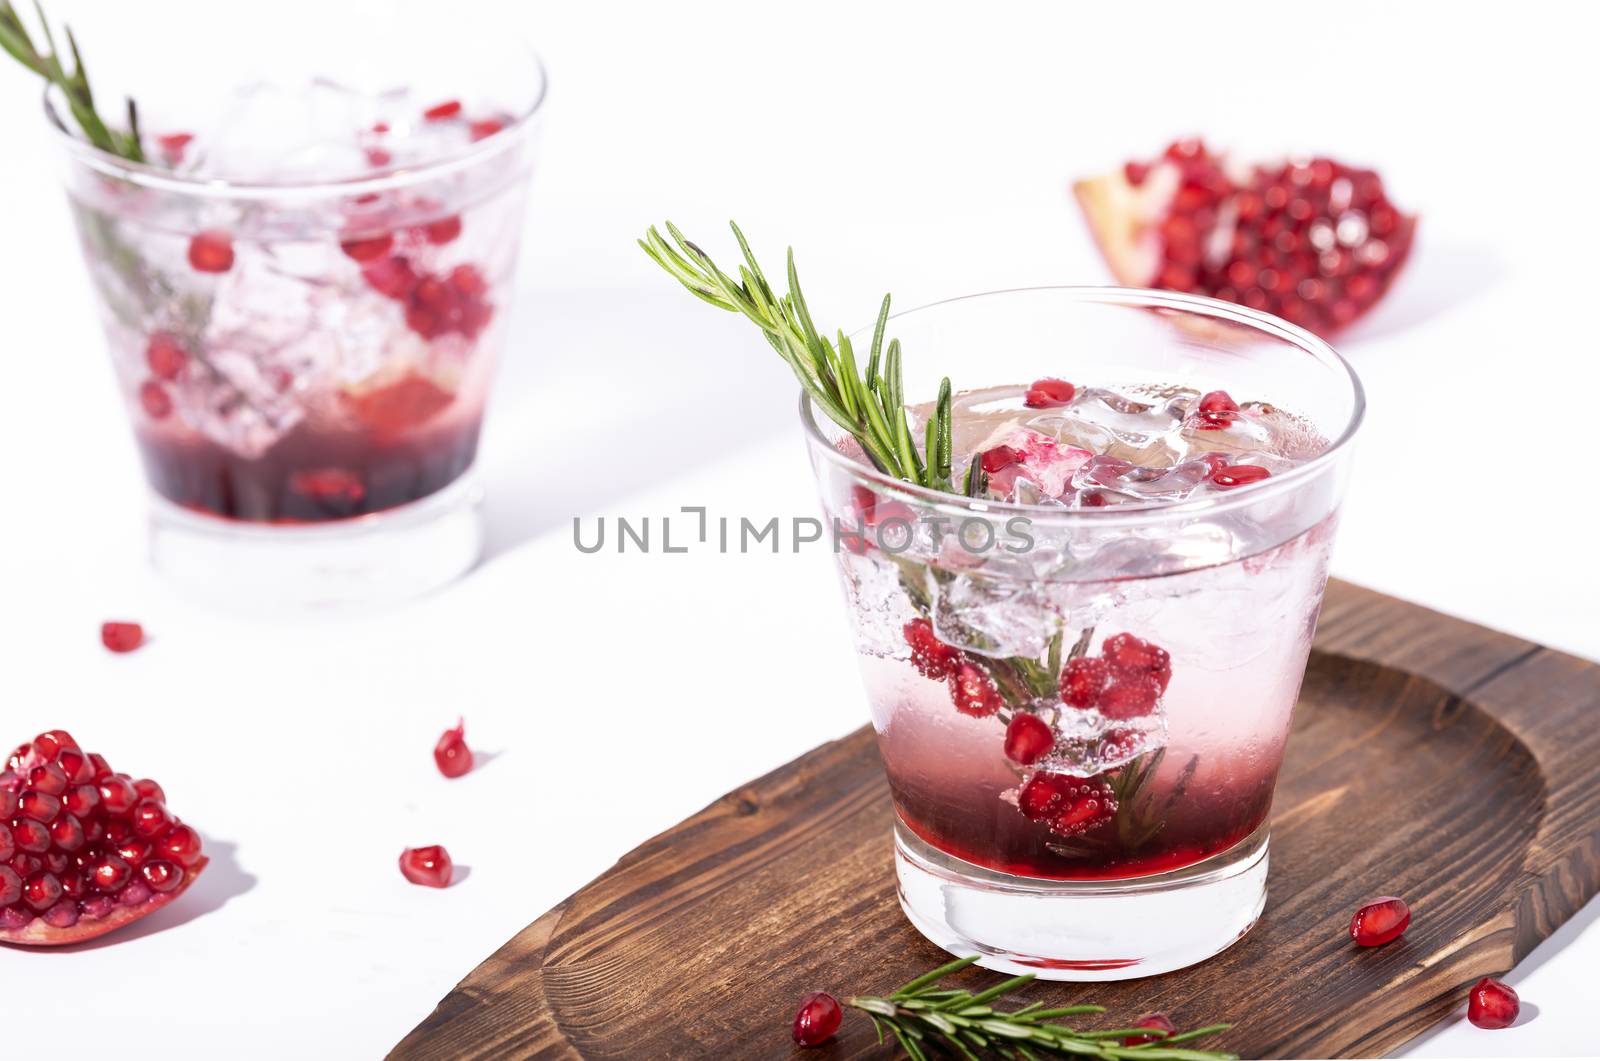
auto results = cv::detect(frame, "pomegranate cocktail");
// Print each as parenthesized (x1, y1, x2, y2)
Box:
(645, 227, 1361, 978)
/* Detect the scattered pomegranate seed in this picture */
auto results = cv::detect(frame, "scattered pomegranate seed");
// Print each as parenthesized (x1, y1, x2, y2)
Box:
(948, 662, 1003, 717)
(1023, 378, 1076, 408)
(138, 380, 173, 420)
(365, 147, 393, 168)
(468, 117, 506, 141)
(1003, 714, 1054, 765)
(1, 731, 206, 945)
(370, 121, 390, 135)
(339, 232, 395, 263)
(1123, 1012, 1176, 1046)
(903, 618, 961, 681)
(399, 845, 453, 888)
(1059, 656, 1109, 709)
(434, 719, 473, 779)
(422, 215, 463, 245)
(1210, 463, 1272, 489)
(144, 332, 188, 380)
(155, 132, 193, 163)
(981, 445, 1023, 474)
(423, 99, 463, 121)
(1467, 978, 1519, 1029)
(1349, 896, 1410, 946)
(1100, 677, 1160, 719)
(791, 990, 843, 1047)
(362, 255, 420, 300)
(186, 230, 235, 274)
(100, 622, 145, 654)
(1195, 389, 1241, 429)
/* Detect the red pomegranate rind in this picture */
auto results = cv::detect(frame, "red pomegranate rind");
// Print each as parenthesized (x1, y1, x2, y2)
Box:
(1074, 139, 1416, 336)
(0, 858, 206, 946)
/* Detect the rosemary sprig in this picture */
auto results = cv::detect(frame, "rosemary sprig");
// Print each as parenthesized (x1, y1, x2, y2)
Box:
(0, 0, 144, 161)
(640, 221, 954, 489)
(847, 956, 1236, 1060)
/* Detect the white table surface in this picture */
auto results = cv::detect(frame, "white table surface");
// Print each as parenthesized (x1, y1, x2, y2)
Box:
(1, 0, 1596, 1056)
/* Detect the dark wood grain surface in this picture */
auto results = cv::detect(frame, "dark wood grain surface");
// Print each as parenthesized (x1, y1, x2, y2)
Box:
(391, 581, 1600, 1060)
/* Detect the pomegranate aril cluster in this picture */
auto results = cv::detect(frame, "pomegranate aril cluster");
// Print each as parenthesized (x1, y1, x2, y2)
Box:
(1135, 138, 1414, 335)
(1061, 632, 1171, 720)
(2, 731, 202, 941)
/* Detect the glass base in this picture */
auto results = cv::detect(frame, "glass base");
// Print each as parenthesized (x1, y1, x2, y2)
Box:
(895, 820, 1268, 981)
(148, 473, 484, 610)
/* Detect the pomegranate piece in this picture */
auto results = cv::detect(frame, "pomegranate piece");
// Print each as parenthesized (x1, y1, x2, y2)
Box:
(100, 622, 145, 654)
(1123, 1012, 1176, 1046)
(423, 99, 463, 121)
(1023, 377, 1076, 408)
(186, 229, 235, 274)
(399, 845, 454, 888)
(791, 990, 843, 1047)
(434, 719, 473, 779)
(1, 731, 205, 946)
(1467, 977, 1519, 1029)
(980, 445, 1023, 474)
(948, 661, 1003, 717)
(145, 332, 188, 381)
(1003, 714, 1054, 765)
(1349, 895, 1410, 947)
(139, 380, 173, 420)
(1195, 389, 1240, 429)
(1075, 139, 1416, 336)
(903, 618, 961, 681)
(1210, 463, 1272, 489)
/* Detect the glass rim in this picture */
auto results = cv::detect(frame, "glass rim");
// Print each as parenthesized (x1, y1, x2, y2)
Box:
(41, 45, 548, 201)
(799, 285, 1366, 524)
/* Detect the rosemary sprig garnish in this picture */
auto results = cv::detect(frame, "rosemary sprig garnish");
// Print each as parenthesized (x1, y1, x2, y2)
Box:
(847, 956, 1235, 1060)
(0, 0, 144, 161)
(640, 221, 954, 489)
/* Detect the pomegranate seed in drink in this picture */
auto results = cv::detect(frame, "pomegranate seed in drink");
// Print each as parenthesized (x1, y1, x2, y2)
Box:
(186, 230, 235, 273)
(1467, 978, 1519, 1029)
(468, 117, 505, 141)
(1210, 464, 1272, 488)
(1003, 714, 1054, 765)
(422, 215, 463, 244)
(903, 618, 961, 681)
(339, 232, 395, 263)
(948, 662, 1003, 717)
(1023, 377, 1076, 408)
(791, 991, 842, 1047)
(399, 845, 454, 888)
(434, 719, 473, 778)
(422, 99, 463, 121)
(139, 380, 173, 420)
(145, 332, 188, 380)
(1349, 895, 1410, 946)
(100, 622, 145, 653)
(1060, 656, 1110, 708)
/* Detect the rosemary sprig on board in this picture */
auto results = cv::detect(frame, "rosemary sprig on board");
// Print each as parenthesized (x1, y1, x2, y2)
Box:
(0, 0, 144, 161)
(640, 221, 955, 490)
(847, 956, 1236, 1060)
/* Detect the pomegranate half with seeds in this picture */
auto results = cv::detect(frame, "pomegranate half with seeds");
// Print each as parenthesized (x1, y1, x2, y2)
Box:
(1, 730, 206, 946)
(1074, 139, 1416, 336)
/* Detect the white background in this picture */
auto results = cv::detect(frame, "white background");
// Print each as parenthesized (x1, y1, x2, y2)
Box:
(1, 0, 1597, 1056)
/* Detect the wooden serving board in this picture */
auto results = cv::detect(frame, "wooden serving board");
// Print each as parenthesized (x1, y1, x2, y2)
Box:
(391, 581, 1600, 1059)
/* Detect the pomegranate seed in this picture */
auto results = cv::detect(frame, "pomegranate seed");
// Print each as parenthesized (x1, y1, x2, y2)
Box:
(1349, 895, 1410, 946)
(12, 818, 50, 852)
(0, 867, 19, 907)
(948, 661, 1003, 717)
(158, 824, 205, 867)
(42, 899, 78, 928)
(468, 117, 505, 141)
(422, 215, 463, 245)
(1103, 633, 1171, 684)
(101, 621, 146, 653)
(370, 121, 390, 135)
(1100, 677, 1160, 719)
(155, 132, 193, 162)
(1123, 1012, 1176, 1046)
(23, 873, 63, 911)
(49, 814, 85, 852)
(145, 332, 188, 380)
(117, 879, 152, 907)
(1003, 714, 1054, 765)
(98, 776, 137, 816)
(115, 839, 151, 869)
(88, 753, 112, 781)
(130, 798, 169, 839)
(365, 147, 393, 168)
(1060, 656, 1110, 708)
(132, 778, 165, 802)
(791, 991, 843, 1047)
(186, 230, 235, 273)
(399, 845, 454, 888)
(1210, 463, 1272, 489)
(980, 445, 1023, 474)
(139, 380, 173, 420)
(20, 790, 61, 823)
(141, 860, 183, 893)
(1467, 978, 1519, 1029)
(903, 618, 961, 681)
(339, 232, 395, 263)
(89, 855, 132, 892)
(64, 783, 99, 817)
(57, 749, 93, 784)
(1018, 772, 1065, 820)
(423, 99, 463, 121)
(28, 762, 68, 795)
(1123, 161, 1149, 186)
(362, 255, 419, 300)
(1023, 378, 1076, 408)
(1026, 774, 1117, 837)
(434, 719, 473, 779)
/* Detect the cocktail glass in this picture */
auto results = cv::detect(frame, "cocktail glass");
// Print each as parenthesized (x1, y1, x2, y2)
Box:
(45, 16, 545, 607)
(802, 287, 1362, 979)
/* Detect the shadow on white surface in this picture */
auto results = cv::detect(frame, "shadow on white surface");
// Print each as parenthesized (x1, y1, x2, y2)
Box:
(1341, 241, 1503, 345)
(42, 839, 254, 953)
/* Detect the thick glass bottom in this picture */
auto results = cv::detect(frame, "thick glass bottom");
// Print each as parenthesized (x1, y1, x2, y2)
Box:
(148, 472, 484, 610)
(895, 818, 1268, 981)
